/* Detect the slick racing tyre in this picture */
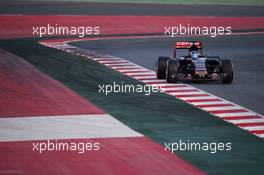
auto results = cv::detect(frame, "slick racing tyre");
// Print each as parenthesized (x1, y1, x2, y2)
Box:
(221, 59, 233, 84)
(156, 56, 170, 79)
(166, 59, 179, 83)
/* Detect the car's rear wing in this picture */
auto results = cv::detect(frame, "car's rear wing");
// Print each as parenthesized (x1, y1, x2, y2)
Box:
(173, 41, 203, 58)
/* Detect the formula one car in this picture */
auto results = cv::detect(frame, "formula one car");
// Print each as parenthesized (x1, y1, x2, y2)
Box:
(156, 41, 233, 84)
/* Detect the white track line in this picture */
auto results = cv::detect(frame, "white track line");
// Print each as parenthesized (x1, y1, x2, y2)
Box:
(202, 106, 244, 111)
(162, 87, 196, 91)
(179, 96, 216, 101)
(118, 69, 149, 73)
(227, 119, 264, 124)
(105, 63, 136, 66)
(93, 58, 121, 61)
(190, 101, 231, 106)
(126, 72, 155, 76)
(255, 134, 264, 138)
(0, 114, 142, 142)
(168, 91, 205, 96)
(241, 126, 264, 131)
(98, 60, 128, 63)
(216, 112, 257, 118)
(112, 65, 141, 69)
(134, 75, 157, 79)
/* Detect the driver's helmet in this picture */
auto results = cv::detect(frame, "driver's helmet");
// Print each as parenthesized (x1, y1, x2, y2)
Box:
(190, 50, 199, 60)
(189, 44, 198, 52)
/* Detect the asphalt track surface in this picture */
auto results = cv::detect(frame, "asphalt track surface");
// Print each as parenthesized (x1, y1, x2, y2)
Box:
(72, 34, 264, 116)
(0, 1, 264, 16)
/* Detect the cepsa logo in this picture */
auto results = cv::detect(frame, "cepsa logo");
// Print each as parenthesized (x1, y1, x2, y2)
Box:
(175, 41, 202, 48)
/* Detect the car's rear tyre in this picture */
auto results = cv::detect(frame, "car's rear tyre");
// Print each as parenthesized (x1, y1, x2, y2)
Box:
(221, 59, 233, 84)
(166, 59, 179, 83)
(156, 56, 170, 79)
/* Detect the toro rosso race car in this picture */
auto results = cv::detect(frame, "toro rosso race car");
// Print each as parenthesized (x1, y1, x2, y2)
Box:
(156, 41, 233, 83)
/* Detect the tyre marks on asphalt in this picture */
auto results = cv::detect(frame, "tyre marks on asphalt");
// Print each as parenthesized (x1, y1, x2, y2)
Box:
(41, 40, 264, 139)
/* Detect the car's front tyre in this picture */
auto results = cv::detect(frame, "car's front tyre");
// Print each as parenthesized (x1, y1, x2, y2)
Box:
(166, 59, 179, 83)
(221, 59, 233, 84)
(156, 56, 170, 79)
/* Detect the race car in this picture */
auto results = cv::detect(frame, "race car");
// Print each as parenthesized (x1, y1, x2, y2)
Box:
(156, 41, 233, 84)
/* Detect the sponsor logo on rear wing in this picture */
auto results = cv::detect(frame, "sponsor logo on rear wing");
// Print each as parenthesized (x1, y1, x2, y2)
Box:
(175, 41, 202, 49)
